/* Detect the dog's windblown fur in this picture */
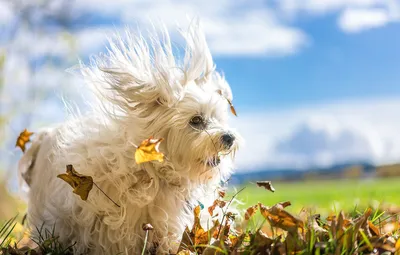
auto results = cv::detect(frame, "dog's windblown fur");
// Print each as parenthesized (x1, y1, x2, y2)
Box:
(18, 22, 240, 254)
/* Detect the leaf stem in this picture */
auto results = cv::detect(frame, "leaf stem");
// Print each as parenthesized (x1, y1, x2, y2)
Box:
(93, 182, 121, 208)
(216, 187, 246, 237)
(141, 230, 149, 255)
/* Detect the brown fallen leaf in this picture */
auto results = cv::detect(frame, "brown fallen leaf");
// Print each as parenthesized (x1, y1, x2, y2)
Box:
(368, 220, 380, 236)
(259, 202, 304, 234)
(208, 201, 218, 216)
(57, 165, 93, 200)
(208, 199, 227, 216)
(135, 137, 164, 164)
(178, 205, 219, 253)
(279, 201, 292, 208)
(218, 189, 226, 198)
(217, 200, 227, 208)
(16, 129, 34, 153)
(251, 230, 274, 254)
(256, 181, 275, 192)
(244, 204, 258, 220)
(307, 214, 328, 239)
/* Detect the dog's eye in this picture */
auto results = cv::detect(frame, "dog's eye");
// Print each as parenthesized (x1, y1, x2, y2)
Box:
(190, 115, 204, 126)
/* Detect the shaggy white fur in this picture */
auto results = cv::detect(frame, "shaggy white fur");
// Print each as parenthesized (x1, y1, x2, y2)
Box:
(18, 21, 240, 255)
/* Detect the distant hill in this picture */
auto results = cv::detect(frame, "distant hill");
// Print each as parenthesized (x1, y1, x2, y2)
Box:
(230, 161, 380, 185)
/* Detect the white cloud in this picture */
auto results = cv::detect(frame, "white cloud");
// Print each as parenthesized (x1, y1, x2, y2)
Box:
(338, 8, 391, 32)
(232, 98, 400, 172)
(279, 0, 381, 15)
(278, 0, 400, 32)
(0, 1, 14, 26)
(71, 0, 308, 56)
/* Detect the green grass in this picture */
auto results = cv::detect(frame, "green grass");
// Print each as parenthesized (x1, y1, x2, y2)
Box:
(235, 177, 400, 214)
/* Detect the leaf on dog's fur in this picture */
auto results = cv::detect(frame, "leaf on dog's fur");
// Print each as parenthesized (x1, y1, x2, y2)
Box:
(16, 129, 34, 153)
(256, 181, 275, 192)
(217, 89, 237, 117)
(218, 189, 226, 198)
(229, 103, 237, 117)
(245, 204, 258, 220)
(57, 165, 93, 200)
(135, 137, 164, 164)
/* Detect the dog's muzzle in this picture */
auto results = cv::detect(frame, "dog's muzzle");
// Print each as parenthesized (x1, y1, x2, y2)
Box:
(221, 133, 235, 149)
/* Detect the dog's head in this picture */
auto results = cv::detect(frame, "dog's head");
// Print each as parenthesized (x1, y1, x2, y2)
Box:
(82, 21, 241, 180)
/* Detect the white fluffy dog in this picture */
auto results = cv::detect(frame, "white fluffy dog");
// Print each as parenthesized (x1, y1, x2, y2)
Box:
(18, 22, 240, 254)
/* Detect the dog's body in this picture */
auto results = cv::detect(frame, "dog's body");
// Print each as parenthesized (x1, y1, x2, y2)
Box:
(19, 23, 239, 254)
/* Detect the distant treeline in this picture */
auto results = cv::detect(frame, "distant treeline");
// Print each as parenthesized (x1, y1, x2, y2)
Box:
(231, 162, 400, 185)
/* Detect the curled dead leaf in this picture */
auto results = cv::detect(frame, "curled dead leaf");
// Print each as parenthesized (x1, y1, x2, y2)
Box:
(135, 137, 164, 164)
(251, 230, 274, 254)
(208, 199, 227, 216)
(259, 202, 303, 234)
(16, 129, 34, 153)
(57, 165, 93, 200)
(368, 220, 380, 236)
(256, 181, 275, 192)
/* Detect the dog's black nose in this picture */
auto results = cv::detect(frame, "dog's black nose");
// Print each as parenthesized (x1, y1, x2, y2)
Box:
(221, 133, 235, 148)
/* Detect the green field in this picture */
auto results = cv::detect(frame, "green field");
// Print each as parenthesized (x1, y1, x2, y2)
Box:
(234, 177, 400, 215)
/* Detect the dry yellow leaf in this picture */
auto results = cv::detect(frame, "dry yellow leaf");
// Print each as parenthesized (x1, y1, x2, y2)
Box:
(57, 165, 93, 200)
(395, 237, 400, 252)
(16, 129, 34, 153)
(244, 204, 258, 220)
(135, 137, 164, 164)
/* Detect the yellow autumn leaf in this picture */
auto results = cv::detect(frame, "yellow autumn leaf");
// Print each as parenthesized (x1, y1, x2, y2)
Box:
(16, 129, 34, 153)
(244, 204, 258, 220)
(57, 164, 93, 200)
(135, 137, 164, 164)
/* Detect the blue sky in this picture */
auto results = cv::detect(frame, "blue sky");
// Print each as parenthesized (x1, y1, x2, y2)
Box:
(216, 17, 400, 111)
(1, 0, 400, 173)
